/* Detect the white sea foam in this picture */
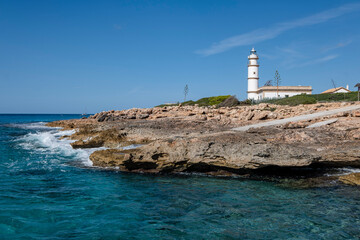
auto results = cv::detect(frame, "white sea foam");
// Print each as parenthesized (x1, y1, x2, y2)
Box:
(338, 167, 360, 174)
(122, 144, 143, 150)
(16, 126, 98, 167)
(325, 167, 360, 176)
(15, 122, 143, 168)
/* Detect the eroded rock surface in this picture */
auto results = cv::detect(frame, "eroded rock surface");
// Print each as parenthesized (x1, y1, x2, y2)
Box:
(339, 173, 360, 185)
(47, 102, 360, 176)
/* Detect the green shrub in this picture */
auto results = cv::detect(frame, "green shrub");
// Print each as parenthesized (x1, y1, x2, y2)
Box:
(271, 95, 317, 106)
(257, 91, 358, 106)
(157, 91, 358, 108)
(207, 95, 231, 106)
(156, 95, 231, 107)
(184, 96, 230, 106)
(217, 96, 241, 107)
(238, 99, 252, 106)
(182, 100, 195, 105)
(311, 92, 358, 102)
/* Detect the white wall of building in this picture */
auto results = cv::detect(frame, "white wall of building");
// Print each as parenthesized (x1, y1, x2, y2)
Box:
(248, 92, 259, 100)
(260, 91, 310, 100)
(334, 88, 349, 93)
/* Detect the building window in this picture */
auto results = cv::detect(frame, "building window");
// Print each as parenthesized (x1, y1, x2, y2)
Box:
(285, 95, 289, 98)
(253, 72, 256, 74)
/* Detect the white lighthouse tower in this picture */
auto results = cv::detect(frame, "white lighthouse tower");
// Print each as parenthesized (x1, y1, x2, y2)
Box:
(247, 48, 259, 100)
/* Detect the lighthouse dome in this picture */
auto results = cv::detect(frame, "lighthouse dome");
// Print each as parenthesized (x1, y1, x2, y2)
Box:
(248, 48, 259, 59)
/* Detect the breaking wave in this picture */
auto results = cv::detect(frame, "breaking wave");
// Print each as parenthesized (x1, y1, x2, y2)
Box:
(14, 122, 102, 167)
(326, 167, 360, 176)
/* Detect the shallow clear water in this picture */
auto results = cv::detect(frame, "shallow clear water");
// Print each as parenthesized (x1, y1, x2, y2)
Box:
(0, 114, 360, 239)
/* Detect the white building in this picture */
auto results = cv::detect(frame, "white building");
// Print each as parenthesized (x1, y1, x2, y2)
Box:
(247, 48, 312, 100)
(321, 86, 350, 94)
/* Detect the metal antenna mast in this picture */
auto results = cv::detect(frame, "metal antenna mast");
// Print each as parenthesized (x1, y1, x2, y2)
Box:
(331, 79, 336, 89)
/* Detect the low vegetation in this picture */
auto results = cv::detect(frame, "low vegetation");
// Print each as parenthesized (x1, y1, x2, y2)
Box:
(182, 95, 231, 106)
(312, 91, 359, 102)
(259, 94, 317, 106)
(157, 95, 231, 107)
(157, 95, 254, 108)
(258, 92, 358, 106)
(157, 91, 359, 108)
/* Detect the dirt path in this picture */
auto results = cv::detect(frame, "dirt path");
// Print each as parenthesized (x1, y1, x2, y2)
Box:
(232, 104, 360, 131)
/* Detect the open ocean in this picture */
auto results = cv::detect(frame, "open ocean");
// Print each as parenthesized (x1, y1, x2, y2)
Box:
(0, 114, 360, 239)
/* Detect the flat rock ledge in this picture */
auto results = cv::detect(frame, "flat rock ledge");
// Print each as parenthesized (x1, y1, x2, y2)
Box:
(47, 102, 360, 179)
(89, 134, 360, 176)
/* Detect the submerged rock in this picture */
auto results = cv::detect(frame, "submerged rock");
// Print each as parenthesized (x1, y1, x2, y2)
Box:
(339, 173, 360, 185)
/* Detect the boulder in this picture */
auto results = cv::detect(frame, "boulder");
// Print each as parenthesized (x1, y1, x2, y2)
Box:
(97, 113, 108, 122)
(246, 112, 255, 121)
(352, 111, 360, 117)
(253, 111, 270, 120)
(71, 129, 127, 149)
(217, 96, 240, 108)
(137, 114, 150, 119)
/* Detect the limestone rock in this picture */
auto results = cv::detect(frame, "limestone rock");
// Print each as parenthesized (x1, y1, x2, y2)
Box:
(353, 111, 360, 117)
(283, 121, 309, 129)
(339, 173, 360, 185)
(89, 136, 320, 173)
(71, 129, 127, 149)
(253, 111, 270, 120)
(137, 114, 149, 119)
(48, 102, 360, 177)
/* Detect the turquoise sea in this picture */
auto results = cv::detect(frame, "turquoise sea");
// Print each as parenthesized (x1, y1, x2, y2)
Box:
(0, 114, 360, 239)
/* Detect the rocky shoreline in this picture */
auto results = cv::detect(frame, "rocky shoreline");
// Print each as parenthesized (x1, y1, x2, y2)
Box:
(47, 102, 360, 185)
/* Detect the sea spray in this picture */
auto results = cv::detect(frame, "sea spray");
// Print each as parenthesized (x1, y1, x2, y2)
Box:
(14, 122, 98, 166)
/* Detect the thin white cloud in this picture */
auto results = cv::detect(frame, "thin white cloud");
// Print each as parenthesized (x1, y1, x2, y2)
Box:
(261, 43, 306, 60)
(322, 40, 353, 52)
(289, 54, 338, 68)
(196, 3, 360, 56)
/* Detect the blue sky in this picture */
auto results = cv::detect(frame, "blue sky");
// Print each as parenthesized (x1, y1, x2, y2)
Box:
(1, 0, 360, 113)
